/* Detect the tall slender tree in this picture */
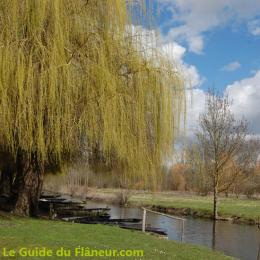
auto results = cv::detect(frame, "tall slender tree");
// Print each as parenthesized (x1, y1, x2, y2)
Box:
(0, 0, 185, 216)
(196, 91, 250, 219)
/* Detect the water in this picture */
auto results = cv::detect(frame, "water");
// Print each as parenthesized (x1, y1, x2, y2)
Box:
(86, 201, 260, 260)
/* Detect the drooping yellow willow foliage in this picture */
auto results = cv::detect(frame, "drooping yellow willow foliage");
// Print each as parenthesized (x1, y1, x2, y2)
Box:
(0, 0, 184, 186)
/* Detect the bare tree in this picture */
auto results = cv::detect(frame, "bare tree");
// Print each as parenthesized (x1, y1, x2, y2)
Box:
(197, 90, 254, 220)
(186, 145, 212, 195)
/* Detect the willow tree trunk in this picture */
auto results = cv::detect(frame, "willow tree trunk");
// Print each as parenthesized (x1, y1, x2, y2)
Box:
(0, 165, 13, 198)
(13, 153, 44, 216)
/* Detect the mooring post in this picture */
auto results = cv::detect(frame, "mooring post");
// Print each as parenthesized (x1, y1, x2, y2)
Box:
(142, 208, 146, 232)
(257, 218, 260, 260)
(49, 203, 55, 220)
(181, 219, 184, 242)
(49, 203, 53, 219)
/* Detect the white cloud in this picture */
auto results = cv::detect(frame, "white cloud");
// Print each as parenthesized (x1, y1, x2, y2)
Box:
(181, 70, 260, 139)
(161, 41, 186, 62)
(160, 0, 260, 53)
(225, 70, 260, 134)
(221, 61, 241, 72)
(126, 25, 204, 88)
(185, 88, 206, 134)
(248, 19, 260, 36)
(160, 41, 203, 88)
(188, 35, 204, 54)
(128, 25, 203, 89)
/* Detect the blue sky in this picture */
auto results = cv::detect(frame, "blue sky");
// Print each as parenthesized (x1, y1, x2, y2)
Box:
(183, 24, 260, 92)
(151, 0, 260, 135)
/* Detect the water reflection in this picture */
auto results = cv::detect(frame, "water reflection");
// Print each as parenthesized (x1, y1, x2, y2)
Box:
(86, 201, 260, 260)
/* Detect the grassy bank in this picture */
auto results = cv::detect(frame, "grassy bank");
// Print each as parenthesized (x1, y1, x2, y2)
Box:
(0, 213, 232, 260)
(86, 189, 260, 224)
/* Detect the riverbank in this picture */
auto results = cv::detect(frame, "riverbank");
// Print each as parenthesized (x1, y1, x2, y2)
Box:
(0, 212, 233, 260)
(84, 189, 260, 225)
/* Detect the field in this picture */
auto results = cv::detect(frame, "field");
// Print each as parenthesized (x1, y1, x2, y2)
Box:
(0, 213, 232, 260)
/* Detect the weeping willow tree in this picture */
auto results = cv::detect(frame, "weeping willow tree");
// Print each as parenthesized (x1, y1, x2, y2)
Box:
(0, 0, 185, 216)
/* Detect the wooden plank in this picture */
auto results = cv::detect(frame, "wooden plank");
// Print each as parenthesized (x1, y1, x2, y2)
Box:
(142, 207, 185, 221)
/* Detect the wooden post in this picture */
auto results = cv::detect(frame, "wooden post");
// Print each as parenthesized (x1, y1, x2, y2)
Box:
(49, 203, 55, 220)
(142, 208, 146, 232)
(257, 218, 260, 260)
(181, 219, 184, 242)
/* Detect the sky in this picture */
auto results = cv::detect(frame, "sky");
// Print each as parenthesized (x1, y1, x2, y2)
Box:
(151, 0, 260, 137)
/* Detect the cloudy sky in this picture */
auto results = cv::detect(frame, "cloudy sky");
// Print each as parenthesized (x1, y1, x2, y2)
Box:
(153, 0, 260, 136)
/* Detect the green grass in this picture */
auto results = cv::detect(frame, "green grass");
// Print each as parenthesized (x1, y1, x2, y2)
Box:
(129, 192, 260, 221)
(0, 215, 233, 260)
(90, 189, 260, 221)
